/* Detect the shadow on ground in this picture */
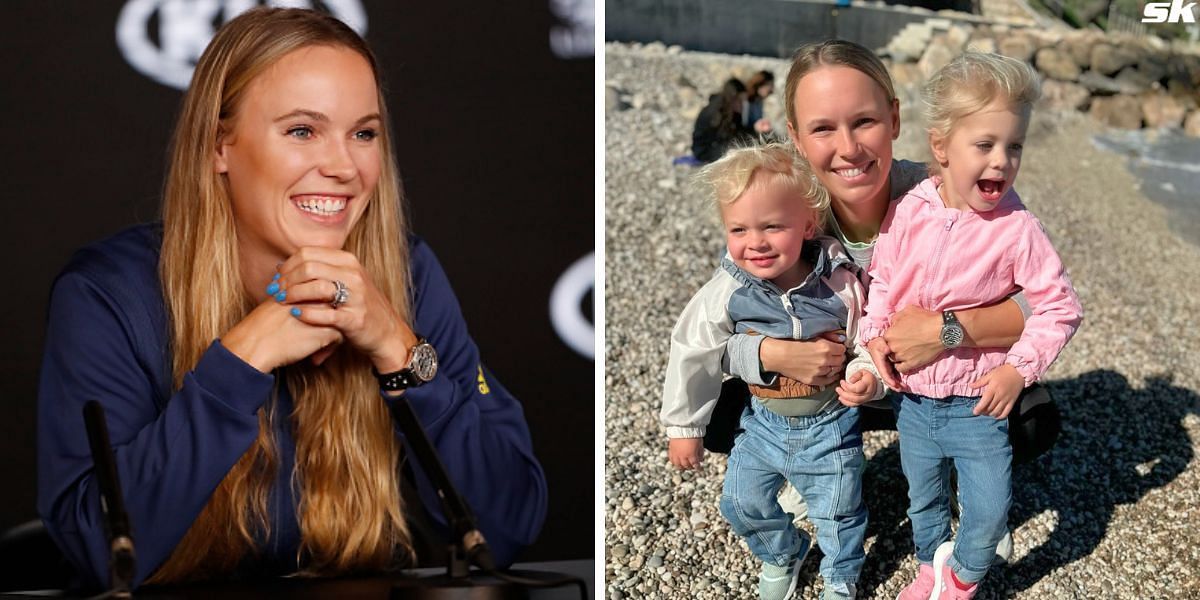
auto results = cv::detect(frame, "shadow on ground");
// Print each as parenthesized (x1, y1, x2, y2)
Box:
(791, 369, 1196, 598)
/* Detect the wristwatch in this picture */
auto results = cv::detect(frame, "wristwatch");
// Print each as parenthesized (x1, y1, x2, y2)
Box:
(374, 338, 438, 391)
(940, 311, 965, 349)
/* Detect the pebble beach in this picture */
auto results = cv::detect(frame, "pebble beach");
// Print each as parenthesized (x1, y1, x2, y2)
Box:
(603, 41, 1200, 599)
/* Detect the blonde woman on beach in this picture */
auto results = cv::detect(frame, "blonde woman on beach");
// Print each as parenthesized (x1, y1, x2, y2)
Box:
(720, 39, 1065, 539)
(857, 52, 1082, 600)
(37, 8, 545, 589)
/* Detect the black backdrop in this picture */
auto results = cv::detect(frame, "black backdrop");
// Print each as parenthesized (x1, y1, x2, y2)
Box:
(0, 1, 593, 563)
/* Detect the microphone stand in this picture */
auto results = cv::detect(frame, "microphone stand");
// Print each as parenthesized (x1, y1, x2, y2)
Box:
(387, 395, 518, 599)
(390, 395, 587, 599)
(82, 401, 136, 598)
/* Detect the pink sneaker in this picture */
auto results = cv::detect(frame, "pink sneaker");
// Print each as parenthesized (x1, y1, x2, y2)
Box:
(895, 563, 935, 600)
(932, 541, 978, 600)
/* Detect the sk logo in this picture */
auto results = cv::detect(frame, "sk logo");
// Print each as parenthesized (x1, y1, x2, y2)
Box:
(1142, 0, 1198, 22)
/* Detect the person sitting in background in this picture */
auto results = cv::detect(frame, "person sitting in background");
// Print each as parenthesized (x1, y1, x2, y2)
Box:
(691, 78, 758, 163)
(742, 70, 775, 134)
(37, 7, 546, 590)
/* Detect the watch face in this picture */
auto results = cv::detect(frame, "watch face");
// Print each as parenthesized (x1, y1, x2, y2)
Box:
(941, 325, 965, 349)
(411, 343, 438, 382)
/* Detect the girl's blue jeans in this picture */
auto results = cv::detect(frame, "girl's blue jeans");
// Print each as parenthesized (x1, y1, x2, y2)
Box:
(719, 400, 867, 585)
(893, 393, 1012, 583)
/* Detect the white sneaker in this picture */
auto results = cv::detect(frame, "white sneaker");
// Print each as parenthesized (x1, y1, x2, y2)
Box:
(758, 530, 812, 600)
(931, 541, 955, 600)
(822, 581, 857, 599)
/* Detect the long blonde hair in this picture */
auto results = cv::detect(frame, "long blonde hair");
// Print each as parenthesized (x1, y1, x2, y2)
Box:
(151, 7, 413, 582)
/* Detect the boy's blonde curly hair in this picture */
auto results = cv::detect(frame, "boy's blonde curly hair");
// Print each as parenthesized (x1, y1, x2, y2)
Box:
(693, 142, 831, 228)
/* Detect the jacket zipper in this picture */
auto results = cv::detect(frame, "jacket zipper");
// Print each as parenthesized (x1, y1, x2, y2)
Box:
(779, 293, 802, 339)
(921, 216, 956, 309)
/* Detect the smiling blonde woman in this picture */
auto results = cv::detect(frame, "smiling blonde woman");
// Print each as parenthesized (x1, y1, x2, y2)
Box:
(37, 7, 546, 589)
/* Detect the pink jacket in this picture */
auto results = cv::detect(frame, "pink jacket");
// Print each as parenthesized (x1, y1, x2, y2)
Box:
(858, 177, 1083, 398)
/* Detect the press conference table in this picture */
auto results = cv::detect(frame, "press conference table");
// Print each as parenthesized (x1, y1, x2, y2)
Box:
(1, 560, 594, 600)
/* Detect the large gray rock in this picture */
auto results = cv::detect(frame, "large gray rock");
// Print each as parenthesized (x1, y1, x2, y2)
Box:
(1090, 43, 1139, 76)
(967, 36, 996, 55)
(1040, 79, 1092, 111)
(945, 24, 972, 54)
(919, 35, 957, 78)
(1089, 95, 1143, 128)
(1063, 34, 1097, 70)
(1167, 80, 1199, 110)
(998, 35, 1037, 63)
(1141, 92, 1187, 129)
(1031, 29, 1065, 47)
(1137, 53, 1169, 83)
(1115, 67, 1158, 95)
(1037, 47, 1081, 82)
(887, 22, 934, 63)
(1185, 110, 1200, 137)
(1167, 53, 1200, 88)
(1079, 70, 1129, 95)
(1166, 73, 1195, 92)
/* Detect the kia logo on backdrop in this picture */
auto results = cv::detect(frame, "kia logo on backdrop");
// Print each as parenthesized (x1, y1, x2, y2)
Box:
(116, 0, 367, 90)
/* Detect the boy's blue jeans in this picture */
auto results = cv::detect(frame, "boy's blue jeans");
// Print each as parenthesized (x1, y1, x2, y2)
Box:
(719, 400, 867, 585)
(893, 393, 1012, 583)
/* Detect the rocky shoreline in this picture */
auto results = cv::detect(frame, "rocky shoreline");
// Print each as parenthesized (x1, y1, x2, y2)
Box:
(881, 21, 1200, 133)
(604, 42, 1200, 599)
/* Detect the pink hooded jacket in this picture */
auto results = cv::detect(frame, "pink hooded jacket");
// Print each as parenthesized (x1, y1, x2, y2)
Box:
(858, 177, 1083, 398)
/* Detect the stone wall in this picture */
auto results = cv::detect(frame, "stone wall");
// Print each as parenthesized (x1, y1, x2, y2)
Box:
(882, 21, 1200, 135)
(606, 0, 1031, 63)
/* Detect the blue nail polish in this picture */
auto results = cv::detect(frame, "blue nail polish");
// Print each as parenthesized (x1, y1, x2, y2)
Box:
(290, 307, 301, 317)
(272, 272, 281, 281)
(275, 291, 287, 302)
(267, 282, 280, 295)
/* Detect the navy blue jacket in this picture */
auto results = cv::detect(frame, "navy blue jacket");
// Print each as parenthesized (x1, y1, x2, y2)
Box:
(37, 223, 547, 588)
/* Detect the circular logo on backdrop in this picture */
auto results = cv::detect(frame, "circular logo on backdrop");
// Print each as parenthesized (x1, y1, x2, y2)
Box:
(116, 0, 368, 90)
(550, 253, 594, 359)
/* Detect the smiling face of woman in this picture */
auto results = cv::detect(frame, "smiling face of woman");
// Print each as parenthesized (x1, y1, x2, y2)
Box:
(215, 44, 382, 265)
(787, 65, 900, 214)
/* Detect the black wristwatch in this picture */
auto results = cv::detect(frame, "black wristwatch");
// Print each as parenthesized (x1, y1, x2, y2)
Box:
(940, 311, 965, 349)
(374, 338, 438, 391)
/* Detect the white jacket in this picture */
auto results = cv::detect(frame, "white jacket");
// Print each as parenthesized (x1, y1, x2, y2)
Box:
(660, 237, 884, 438)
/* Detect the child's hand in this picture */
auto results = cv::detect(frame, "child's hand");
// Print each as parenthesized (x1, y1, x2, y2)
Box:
(866, 337, 903, 391)
(668, 437, 705, 470)
(837, 370, 878, 406)
(971, 364, 1024, 418)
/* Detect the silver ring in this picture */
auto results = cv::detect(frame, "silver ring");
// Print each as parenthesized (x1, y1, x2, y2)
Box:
(331, 280, 350, 308)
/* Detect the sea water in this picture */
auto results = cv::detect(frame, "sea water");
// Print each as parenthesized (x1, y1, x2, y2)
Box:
(1092, 128, 1200, 246)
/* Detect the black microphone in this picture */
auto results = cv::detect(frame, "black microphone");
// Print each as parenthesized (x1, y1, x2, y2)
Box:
(387, 395, 496, 574)
(83, 400, 136, 595)
(385, 393, 589, 599)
